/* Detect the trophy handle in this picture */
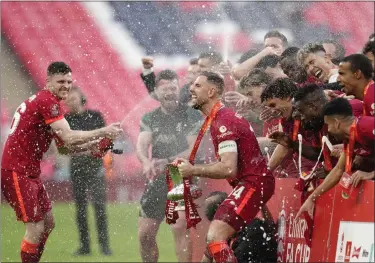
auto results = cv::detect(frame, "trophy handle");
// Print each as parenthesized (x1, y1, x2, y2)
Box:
(167, 164, 183, 185)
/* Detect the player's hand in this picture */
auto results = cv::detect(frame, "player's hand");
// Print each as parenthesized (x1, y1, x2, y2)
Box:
(268, 131, 292, 148)
(350, 171, 374, 188)
(261, 46, 280, 57)
(175, 158, 194, 178)
(331, 144, 344, 158)
(313, 167, 328, 179)
(217, 61, 232, 75)
(259, 107, 281, 122)
(141, 56, 154, 69)
(142, 159, 157, 181)
(224, 91, 246, 105)
(295, 197, 315, 219)
(104, 122, 123, 139)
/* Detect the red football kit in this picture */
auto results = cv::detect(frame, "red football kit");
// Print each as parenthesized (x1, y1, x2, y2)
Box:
(209, 107, 275, 232)
(1, 90, 63, 222)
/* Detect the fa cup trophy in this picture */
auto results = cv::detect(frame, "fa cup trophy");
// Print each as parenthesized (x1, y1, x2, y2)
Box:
(166, 162, 202, 210)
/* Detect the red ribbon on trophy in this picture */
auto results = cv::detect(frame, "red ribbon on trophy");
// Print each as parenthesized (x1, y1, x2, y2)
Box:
(165, 102, 224, 228)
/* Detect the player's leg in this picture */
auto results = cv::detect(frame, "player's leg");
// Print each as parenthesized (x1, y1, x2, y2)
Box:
(204, 220, 237, 263)
(138, 217, 162, 262)
(35, 181, 54, 261)
(170, 209, 192, 262)
(1, 170, 47, 263)
(91, 173, 111, 255)
(71, 170, 90, 255)
(138, 175, 166, 262)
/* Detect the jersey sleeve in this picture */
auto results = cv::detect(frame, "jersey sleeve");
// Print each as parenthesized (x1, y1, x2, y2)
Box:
(140, 113, 152, 132)
(37, 94, 64, 124)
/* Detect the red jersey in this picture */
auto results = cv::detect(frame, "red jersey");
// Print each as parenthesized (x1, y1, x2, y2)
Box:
(363, 81, 374, 116)
(275, 119, 320, 178)
(210, 108, 270, 187)
(349, 99, 365, 117)
(1, 90, 64, 177)
(262, 118, 282, 137)
(353, 116, 374, 157)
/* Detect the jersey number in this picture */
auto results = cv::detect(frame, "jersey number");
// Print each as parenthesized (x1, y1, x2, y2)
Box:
(9, 95, 36, 135)
(230, 186, 245, 200)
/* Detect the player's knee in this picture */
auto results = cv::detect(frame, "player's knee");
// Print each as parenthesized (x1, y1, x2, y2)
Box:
(206, 220, 234, 243)
(26, 221, 45, 239)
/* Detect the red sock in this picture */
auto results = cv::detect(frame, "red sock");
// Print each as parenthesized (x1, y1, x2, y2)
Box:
(36, 231, 50, 261)
(21, 239, 39, 263)
(208, 241, 237, 263)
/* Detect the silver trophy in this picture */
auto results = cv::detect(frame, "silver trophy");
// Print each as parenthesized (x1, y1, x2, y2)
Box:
(166, 163, 202, 202)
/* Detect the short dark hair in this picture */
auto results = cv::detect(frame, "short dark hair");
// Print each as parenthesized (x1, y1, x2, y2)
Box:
(264, 30, 288, 47)
(322, 98, 353, 118)
(47, 61, 72, 76)
(280, 55, 308, 84)
(189, 58, 198, 65)
(321, 39, 346, 62)
(198, 51, 223, 65)
(369, 33, 375, 40)
(199, 71, 225, 94)
(256, 55, 280, 69)
(239, 68, 272, 90)
(281, 47, 300, 59)
(363, 40, 375, 57)
(297, 43, 326, 65)
(294, 83, 324, 103)
(237, 48, 260, 64)
(341, 54, 373, 80)
(204, 191, 228, 221)
(155, 69, 179, 87)
(261, 78, 298, 102)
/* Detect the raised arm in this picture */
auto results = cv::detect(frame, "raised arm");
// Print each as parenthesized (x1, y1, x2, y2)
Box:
(50, 118, 122, 146)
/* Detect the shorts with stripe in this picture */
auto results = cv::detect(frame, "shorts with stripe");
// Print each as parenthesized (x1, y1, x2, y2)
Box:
(1, 169, 51, 223)
(214, 176, 275, 232)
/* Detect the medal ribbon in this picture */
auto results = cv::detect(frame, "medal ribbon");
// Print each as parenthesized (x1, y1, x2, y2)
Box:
(165, 101, 224, 228)
(363, 80, 373, 116)
(344, 121, 357, 174)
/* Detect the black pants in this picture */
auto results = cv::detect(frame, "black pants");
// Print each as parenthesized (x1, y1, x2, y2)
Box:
(71, 167, 110, 250)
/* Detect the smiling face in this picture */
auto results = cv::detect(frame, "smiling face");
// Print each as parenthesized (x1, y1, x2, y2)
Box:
(293, 100, 324, 130)
(302, 52, 333, 82)
(47, 72, 73, 100)
(155, 79, 180, 112)
(337, 61, 359, 96)
(263, 97, 293, 118)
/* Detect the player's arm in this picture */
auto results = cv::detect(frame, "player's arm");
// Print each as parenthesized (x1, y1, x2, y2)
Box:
(50, 118, 119, 146)
(308, 152, 345, 201)
(231, 47, 275, 80)
(269, 131, 322, 161)
(268, 144, 289, 170)
(136, 130, 152, 165)
(178, 140, 238, 179)
(57, 140, 100, 156)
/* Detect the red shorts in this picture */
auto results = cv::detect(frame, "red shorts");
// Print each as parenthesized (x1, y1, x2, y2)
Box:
(214, 176, 275, 232)
(1, 169, 52, 223)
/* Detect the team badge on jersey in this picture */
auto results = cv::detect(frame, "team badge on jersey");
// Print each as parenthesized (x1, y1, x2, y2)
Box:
(51, 104, 59, 117)
(219, 126, 227, 133)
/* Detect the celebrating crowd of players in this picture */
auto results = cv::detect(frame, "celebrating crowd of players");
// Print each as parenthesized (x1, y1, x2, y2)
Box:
(1, 30, 374, 263)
